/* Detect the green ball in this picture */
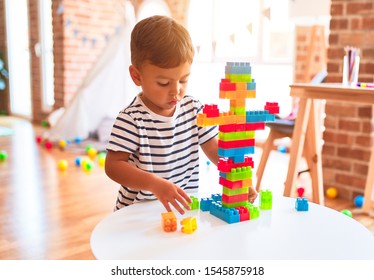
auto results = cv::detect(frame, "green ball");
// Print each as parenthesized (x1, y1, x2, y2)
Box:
(0, 150, 7, 161)
(341, 209, 352, 218)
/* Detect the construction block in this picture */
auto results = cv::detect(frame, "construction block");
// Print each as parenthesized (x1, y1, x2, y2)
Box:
(219, 177, 252, 189)
(230, 106, 246, 116)
(222, 193, 248, 204)
(180, 216, 197, 234)
(295, 198, 309, 211)
(222, 186, 249, 196)
(219, 90, 256, 100)
(245, 202, 260, 219)
(210, 202, 240, 224)
(188, 196, 200, 210)
(218, 139, 255, 149)
(218, 146, 255, 158)
(222, 200, 248, 208)
(225, 62, 252, 75)
(161, 212, 177, 232)
(260, 190, 273, 210)
(236, 206, 250, 221)
(246, 80, 256, 90)
(218, 131, 254, 141)
(211, 193, 222, 202)
(200, 197, 213, 211)
(225, 166, 252, 181)
(203, 104, 220, 117)
(217, 156, 254, 173)
(220, 79, 236, 91)
(264, 102, 279, 114)
(246, 110, 275, 123)
(219, 122, 265, 132)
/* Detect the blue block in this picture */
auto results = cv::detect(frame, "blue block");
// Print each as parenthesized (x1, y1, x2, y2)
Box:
(218, 147, 255, 158)
(210, 202, 240, 224)
(295, 198, 309, 211)
(246, 110, 275, 123)
(200, 198, 213, 211)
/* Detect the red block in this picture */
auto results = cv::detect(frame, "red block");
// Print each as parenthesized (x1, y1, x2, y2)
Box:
(218, 139, 255, 149)
(264, 102, 279, 114)
(220, 79, 236, 91)
(236, 206, 250, 221)
(203, 104, 219, 117)
(219, 122, 265, 132)
(218, 156, 254, 173)
(222, 193, 248, 203)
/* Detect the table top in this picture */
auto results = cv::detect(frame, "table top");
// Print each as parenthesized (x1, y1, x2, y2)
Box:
(290, 83, 374, 103)
(90, 195, 374, 260)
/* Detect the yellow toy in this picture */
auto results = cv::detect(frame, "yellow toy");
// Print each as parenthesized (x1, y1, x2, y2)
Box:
(180, 216, 197, 234)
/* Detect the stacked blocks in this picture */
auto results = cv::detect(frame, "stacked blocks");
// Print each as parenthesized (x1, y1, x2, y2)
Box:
(197, 62, 279, 223)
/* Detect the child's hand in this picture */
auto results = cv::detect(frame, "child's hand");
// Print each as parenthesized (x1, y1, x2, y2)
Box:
(152, 177, 192, 215)
(248, 187, 258, 204)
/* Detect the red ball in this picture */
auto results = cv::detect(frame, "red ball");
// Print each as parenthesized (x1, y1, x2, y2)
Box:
(297, 187, 305, 197)
(45, 141, 53, 149)
(36, 135, 43, 144)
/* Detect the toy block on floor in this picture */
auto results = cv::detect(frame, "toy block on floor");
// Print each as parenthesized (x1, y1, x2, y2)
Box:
(161, 212, 177, 232)
(210, 201, 240, 224)
(200, 197, 213, 211)
(189, 196, 200, 210)
(236, 206, 250, 221)
(245, 203, 260, 219)
(180, 216, 197, 234)
(260, 190, 273, 210)
(295, 198, 309, 211)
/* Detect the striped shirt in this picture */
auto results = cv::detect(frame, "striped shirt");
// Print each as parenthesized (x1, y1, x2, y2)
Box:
(107, 94, 218, 210)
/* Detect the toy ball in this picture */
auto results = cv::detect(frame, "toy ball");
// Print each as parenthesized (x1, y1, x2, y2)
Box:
(74, 137, 82, 144)
(326, 187, 338, 199)
(277, 145, 287, 153)
(41, 120, 49, 127)
(36, 135, 43, 144)
(341, 209, 352, 218)
(58, 139, 67, 149)
(87, 147, 98, 159)
(85, 144, 94, 152)
(297, 186, 305, 197)
(45, 141, 53, 150)
(97, 152, 106, 167)
(206, 161, 211, 166)
(75, 157, 82, 167)
(0, 150, 8, 162)
(57, 159, 68, 171)
(353, 195, 364, 208)
(82, 159, 94, 172)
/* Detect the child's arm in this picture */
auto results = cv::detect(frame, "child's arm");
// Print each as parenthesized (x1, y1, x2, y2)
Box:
(105, 150, 191, 214)
(200, 137, 219, 166)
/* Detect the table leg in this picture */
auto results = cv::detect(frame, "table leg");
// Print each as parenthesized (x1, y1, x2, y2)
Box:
(284, 98, 311, 197)
(362, 134, 374, 214)
(305, 100, 324, 205)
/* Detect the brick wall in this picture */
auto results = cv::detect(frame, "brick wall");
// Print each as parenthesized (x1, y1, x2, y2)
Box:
(323, 0, 374, 199)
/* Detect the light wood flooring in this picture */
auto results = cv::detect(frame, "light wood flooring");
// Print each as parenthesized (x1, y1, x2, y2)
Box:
(0, 116, 373, 260)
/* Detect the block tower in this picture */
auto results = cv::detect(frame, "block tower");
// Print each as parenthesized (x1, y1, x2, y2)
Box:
(197, 62, 279, 223)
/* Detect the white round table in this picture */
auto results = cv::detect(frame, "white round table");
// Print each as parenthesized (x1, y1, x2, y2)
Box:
(90, 195, 374, 260)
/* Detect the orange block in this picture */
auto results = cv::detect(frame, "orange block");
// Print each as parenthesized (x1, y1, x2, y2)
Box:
(161, 212, 177, 232)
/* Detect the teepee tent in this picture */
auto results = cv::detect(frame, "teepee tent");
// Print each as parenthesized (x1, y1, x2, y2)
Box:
(45, 1, 138, 143)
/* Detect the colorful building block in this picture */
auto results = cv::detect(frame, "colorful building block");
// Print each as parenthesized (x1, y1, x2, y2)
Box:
(295, 197, 309, 211)
(200, 197, 213, 211)
(161, 212, 177, 232)
(210, 201, 240, 224)
(188, 196, 200, 210)
(180, 216, 197, 234)
(260, 190, 272, 210)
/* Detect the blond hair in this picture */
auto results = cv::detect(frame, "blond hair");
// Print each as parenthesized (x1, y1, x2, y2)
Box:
(130, 15, 194, 69)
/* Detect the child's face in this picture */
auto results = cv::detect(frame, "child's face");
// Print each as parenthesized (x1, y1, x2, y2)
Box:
(130, 62, 191, 117)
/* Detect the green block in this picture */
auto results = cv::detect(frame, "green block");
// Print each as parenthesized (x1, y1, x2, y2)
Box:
(226, 73, 251, 82)
(222, 201, 248, 208)
(218, 131, 255, 141)
(260, 189, 272, 210)
(222, 186, 248, 196)
(230, 106, 246, 115)
(226, 167, 252, 181)
(244, 202, 260, 219)
(188, 196, 200, 210)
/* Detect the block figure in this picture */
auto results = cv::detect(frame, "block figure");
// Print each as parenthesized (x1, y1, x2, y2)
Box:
(161, 212, 177, 232)
(197, 62, 279, 223)
(260, 190, 272, 210)
(295, 197, 309, 211)
(180, 216, 197, 234)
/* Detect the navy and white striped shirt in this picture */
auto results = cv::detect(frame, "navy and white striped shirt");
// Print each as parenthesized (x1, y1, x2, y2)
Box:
(107, 94, 217, 210)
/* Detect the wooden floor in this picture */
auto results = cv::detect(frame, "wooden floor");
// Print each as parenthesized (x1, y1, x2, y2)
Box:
(0, 116, 373, 260)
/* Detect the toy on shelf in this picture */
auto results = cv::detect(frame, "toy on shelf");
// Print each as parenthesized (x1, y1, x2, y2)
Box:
(0, 150, 7, 162)
(353, 195, 364, 208)
(197, 62, 278, 223)
(297, 186, 305, 197)
(57, 159, 68, 171)
(326, 187, 338, 199)
(341, 209, 352, 218)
